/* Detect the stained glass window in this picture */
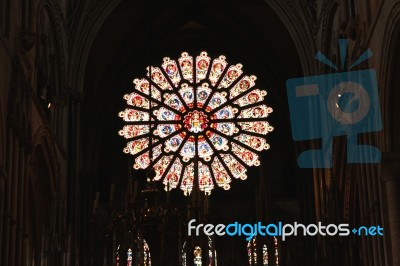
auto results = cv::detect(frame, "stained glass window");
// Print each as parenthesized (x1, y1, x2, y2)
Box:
(247, 238, 258, 265)
(127, 248, 133, 266)
(119, 51, 273, 195)
(194, 246, 202, 266)
(247, 237, 279, 266)
(121, 240, 151, 266)
(262, 244, 268, 265)
(144, 240, 151, 266)
(116, 244, 121, 266)
(181, 237, 217, 266)
(274, 237, 279, 266)
(208, 237, 217, 266)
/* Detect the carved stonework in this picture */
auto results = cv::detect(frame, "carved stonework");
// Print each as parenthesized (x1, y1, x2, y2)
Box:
(345, 16, 359, 40)
(308, 0, 318, 21)
(300, 0, 318, 31)
(319, 0, 338, 48)
(285, 0, 306, 28)
(41, 0, 68, 96)
(7, 58, 32, 147)
(19, 30, 34, 51)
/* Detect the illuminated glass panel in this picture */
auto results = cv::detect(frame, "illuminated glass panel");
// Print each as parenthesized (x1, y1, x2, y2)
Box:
(231, 143, 260, 166)
(211, 157, 231, 190)
(194, 246, 202, 266)
(198, 161, 214, 194)
(133, 144, 162, 169)
(247, 237, 279, 266)
(209, 55, 227, 86)
(119, 125, 149, 139)
(163, 157, 183, 189)
(179, 84, 194, 106)
(127, 248, 133, 266)
(144, 240, 152, 266)
(218, 63, 242, 89)
(230, 75, 256, 99)
(196, 52, 211, 83)
(133, 78, 161, 103)
(274, 237, 279, 266)
(162, 57, 181, 87)
(119, 51, 273, 195)
(233, 89, 267, 107)
(263, 245, 268, 266)
(181, 237, 217, 266)
(196, 83, 212, 106)
(208, 237, 217, 266)
(180, 163, 194, 195)
(179, 52, 194, 83)
(147, 67, 172, 91)
(164, 93, 186, 112)
(247, 239, 257, 265)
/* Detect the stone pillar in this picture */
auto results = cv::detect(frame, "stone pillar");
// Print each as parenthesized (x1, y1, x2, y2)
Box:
(381, 152, 400, 265)
(16, 147, 26, 265)
(0, 165, 5, 263)
(22, 150, 30, 266)
(9, 137, 20, 266)
(2, 129, 13, 266)
(357, 165, 368, 263)
(66, 91, 82, 265)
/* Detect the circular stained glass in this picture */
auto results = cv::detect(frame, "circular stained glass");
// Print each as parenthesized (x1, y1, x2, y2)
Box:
(119, 51, 273, 195)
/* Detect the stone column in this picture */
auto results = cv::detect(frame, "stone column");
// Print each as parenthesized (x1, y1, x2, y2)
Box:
(357, 165, 368, 263)
(2, 129, 13, 266)
(16, 147, 26, 265)
(0, 165, 5, 263)
(380, 152, 400, 265)
(9, 137, 20, 266)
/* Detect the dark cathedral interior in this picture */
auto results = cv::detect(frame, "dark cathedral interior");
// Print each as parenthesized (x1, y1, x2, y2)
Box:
(1, 0, 400, 265)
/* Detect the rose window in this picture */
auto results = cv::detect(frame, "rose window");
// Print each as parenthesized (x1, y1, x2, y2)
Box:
(119, 51, 273, 195)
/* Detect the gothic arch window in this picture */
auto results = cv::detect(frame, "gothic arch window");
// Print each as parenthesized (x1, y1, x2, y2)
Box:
(193, 246, 202, 266)
(119, 51, 273, 195)
(182, 243, 186, 266)
(181, 237, 217, 266)
(31, 143, 57, 264)
(143, 240, 151, 266)
(127, 248, 133, 266)
(117, 239, 152, 266)
(247, 237, 279, 266)
(208, 237, 217, 266)
(247, 238, 259, 265)
(273, 237, 279, 266)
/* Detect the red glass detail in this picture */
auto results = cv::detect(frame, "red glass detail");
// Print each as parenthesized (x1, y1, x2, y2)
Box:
(183, 111, 209, 133)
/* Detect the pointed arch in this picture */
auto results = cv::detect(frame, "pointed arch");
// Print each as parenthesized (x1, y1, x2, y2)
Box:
(32, 124, 60, 195)
(379, 1, 400, 152)
(264, 0, 318, 75)
(27, 124, 61, 265)
(247, 237, 279, 266)
(68, 0, 121, 94)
